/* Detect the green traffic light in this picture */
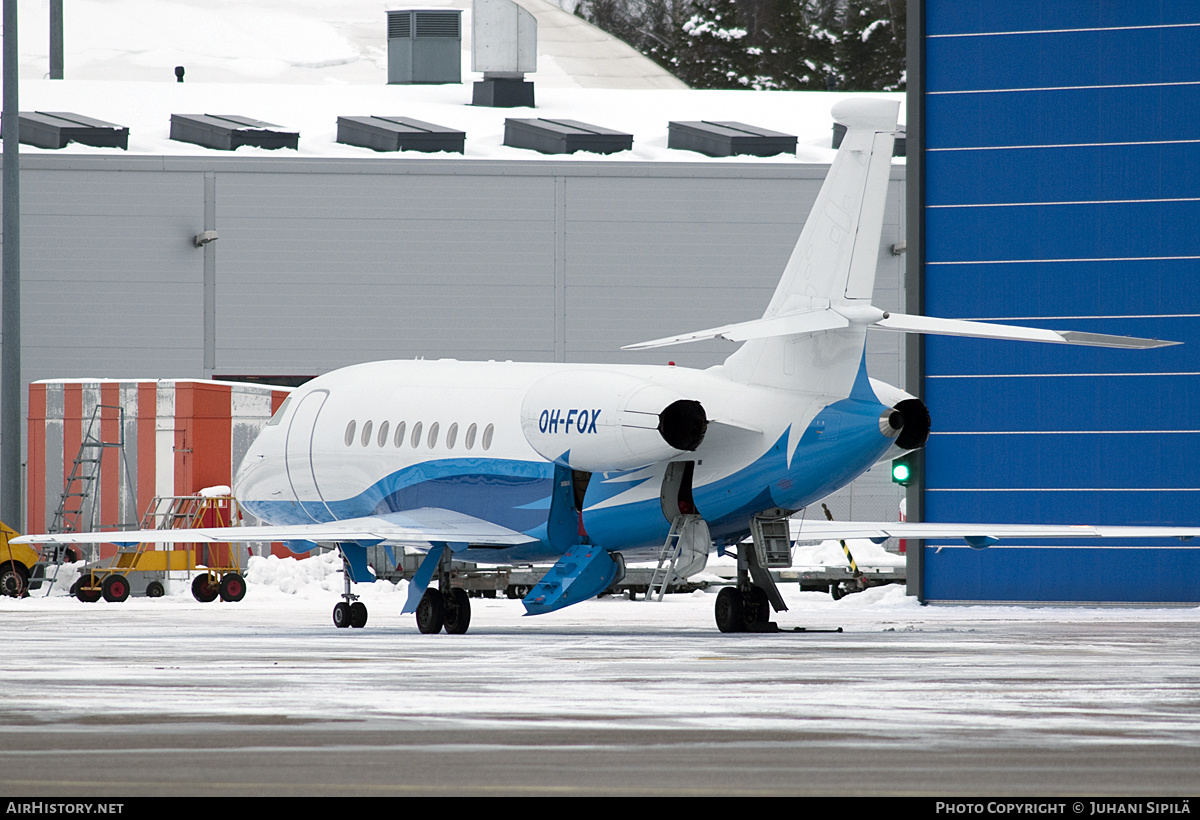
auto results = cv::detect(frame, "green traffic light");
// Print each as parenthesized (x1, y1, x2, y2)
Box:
(891, 459, 911, 485)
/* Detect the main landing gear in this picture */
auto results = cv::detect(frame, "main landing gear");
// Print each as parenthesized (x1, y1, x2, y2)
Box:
(715, 585, 774, 633)
(714, 518, 791, 633)
(413, 547, 471, 634)
(332, 554, 368, 629)
(416, 587, 471, 635)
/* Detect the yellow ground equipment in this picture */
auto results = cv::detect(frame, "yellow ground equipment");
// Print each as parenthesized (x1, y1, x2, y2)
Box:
(71, 493, 249, 603)
(1, 521, 38, 597)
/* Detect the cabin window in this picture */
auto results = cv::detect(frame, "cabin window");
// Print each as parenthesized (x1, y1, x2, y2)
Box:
(394, 420, 406, 448)
(344, 420, 356, 447)
(482, 423, 494, 450)
(360, 420, 373, 447)
(411, 421, 423, 448)
(465, 423, 477, 450)
(427, 422, 440, 449)
(377, 420, 389, 447)
(446, 422, 458, 449)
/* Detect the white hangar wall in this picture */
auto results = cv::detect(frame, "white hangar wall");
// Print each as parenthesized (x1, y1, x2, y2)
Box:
(14, 154, 907, 526)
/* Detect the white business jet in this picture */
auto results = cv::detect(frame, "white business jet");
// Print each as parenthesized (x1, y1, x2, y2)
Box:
(20, 99, 1196, 633)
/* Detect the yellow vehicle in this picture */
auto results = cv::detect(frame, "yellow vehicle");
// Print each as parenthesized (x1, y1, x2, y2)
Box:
(71, 494, 248, 603)
(0, 521, 79, 597)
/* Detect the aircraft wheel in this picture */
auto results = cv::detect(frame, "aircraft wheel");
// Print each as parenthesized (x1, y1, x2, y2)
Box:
(745, 586, 770, 627)
(830, 583, 844, 601)
(101, 574, 130, 603)
(145, 581, 165, 598)
(219, 572, 247, 602)
(74, 572, 102, 603)
(415, 590, 445, 634)
(349, 601, 368, 629)
(443, 588, 471, 635)
(0, 561, 28, 598)
(191, 574, 219, 603)
(715, 587, 744, 633)
(333, 601, 352, 628)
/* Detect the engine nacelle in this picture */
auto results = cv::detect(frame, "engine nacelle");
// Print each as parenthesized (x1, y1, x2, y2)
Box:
(520, 370, 708, 472)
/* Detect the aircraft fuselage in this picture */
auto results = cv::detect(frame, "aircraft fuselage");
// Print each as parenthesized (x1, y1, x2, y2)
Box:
(234, 358, 901, 562)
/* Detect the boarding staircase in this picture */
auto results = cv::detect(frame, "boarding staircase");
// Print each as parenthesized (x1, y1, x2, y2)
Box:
(646, 513, 710, 601)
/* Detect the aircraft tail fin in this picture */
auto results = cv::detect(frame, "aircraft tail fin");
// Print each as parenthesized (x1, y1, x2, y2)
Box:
(762, 98, 899, 317)
(717, 98, 899, 389)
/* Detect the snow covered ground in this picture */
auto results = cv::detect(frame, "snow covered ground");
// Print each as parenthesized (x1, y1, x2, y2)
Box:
(3, 555, 1199, 795)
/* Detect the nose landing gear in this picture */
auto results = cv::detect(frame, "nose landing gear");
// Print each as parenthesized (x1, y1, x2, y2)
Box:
(332, 551, 369, 629)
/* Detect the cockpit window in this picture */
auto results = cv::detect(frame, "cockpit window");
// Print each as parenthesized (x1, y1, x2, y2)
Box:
(266, 395, 292, 427)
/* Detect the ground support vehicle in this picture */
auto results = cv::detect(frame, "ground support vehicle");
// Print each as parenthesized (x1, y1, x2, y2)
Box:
(69, 494, 250, 603)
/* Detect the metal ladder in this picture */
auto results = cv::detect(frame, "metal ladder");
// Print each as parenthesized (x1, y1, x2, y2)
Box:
(647, 513, 702, 601)
(37, 404, 135, 594)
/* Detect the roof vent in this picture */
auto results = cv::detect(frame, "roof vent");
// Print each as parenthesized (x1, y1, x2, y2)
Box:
(504, 119, 631, 155)
(337, 116, 465, 153)
(169, 115, 298, 151)
(16, 112, 128, 150)
(387, 10, 463, 84)
(668, 121, 797, 158)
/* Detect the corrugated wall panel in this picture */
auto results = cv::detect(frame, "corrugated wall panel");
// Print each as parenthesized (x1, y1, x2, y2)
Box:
(22, 169, 205, 378)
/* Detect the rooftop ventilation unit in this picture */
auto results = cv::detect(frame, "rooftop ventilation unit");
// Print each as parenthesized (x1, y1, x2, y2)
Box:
(16, 112, 128, 150)
(471, 0, 537, 107)
(337, 116, 465, 153)
(668, 121, 797, 158)
(169, 115, 298, 151)
(387, 10, 463, 84)
(504, 119, 631, 155)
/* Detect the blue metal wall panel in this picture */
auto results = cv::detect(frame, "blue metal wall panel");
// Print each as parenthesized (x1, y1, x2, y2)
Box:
(926, 143, 1200, 206)
(928, 2, 1200, 37)
(924, 376, 1196, 433)
(925, 432, 1196, 490)
(924, 490, 1200, 530)
(924, 547, 1200, 604)
(926, 86, 1200, 149)
(926, 200, 1200, 262)
(927, 26, 1200, 92)
(921, 2, 1200, 603)
(924, 259, 1196, 319)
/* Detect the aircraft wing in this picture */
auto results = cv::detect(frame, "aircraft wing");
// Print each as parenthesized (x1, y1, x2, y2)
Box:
(789, 520, 1200, 547)
(12, 508, 538, 549)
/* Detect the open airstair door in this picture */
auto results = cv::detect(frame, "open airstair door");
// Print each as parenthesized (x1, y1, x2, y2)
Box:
(659, 461, 709, 578)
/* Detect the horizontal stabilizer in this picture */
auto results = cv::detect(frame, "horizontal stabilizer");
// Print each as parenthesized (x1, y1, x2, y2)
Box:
(622, 308, 1178, 351)
(623, 309, 849, 351)
(790, 519, 1200, 547)
(875, 313, 1178, 349)
(13, 507, 538, 549)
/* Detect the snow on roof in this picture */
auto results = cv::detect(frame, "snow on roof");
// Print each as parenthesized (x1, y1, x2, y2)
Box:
(16, 80, 903, 163)
(6, 0, 903, 164)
